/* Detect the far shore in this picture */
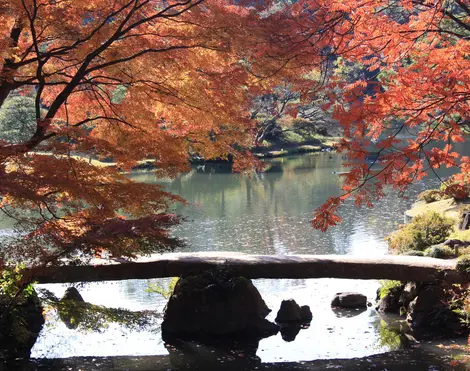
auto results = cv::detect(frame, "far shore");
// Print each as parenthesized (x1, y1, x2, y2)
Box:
(28, 136, 341, 172)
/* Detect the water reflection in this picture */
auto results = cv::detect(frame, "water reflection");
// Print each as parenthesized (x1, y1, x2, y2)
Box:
(331, 307, 367, 318)
(279, 324, 307, 342)
(23, 145, 470, 361)
(132, 153, 399, 256)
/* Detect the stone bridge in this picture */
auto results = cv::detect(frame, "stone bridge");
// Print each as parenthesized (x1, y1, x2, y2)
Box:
(28, 252, 466, 284)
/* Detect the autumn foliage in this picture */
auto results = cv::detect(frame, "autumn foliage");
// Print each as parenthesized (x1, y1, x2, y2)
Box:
(0, 0, 334, 271)
(0, 0, 469, 273)
(307, 0, 470, 230)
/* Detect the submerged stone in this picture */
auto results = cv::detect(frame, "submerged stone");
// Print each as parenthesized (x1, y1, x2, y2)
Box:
(279, 324, 302, 342)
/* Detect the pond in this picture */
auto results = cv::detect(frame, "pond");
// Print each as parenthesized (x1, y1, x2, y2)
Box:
(3, 147, 470, 369)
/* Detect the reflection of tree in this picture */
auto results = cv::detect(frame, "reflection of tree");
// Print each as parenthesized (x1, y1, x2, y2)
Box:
(129, 146, 470, 256)
(375, 319, 412, 351)
(132, 154, 347, 254)
(39, 289, 159, 333)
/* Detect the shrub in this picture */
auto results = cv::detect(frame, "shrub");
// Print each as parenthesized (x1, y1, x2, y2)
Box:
(280, 131, 305, 144)
(424, 245, 457, 259)
(387, 211, 454, 253)
(146, 277, 179, 299)
(449, 229, 470, 242)
(417, 189, 450, 203)
(378, 280, 403, 300)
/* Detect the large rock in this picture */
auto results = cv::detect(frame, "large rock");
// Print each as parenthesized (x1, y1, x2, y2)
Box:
(162, 274, 278, 342)
(0, 290, 45, 359)
(331, 292, 367, 309)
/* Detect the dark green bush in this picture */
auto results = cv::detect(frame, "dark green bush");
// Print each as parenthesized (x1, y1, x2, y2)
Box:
(387, 212, 454, 253)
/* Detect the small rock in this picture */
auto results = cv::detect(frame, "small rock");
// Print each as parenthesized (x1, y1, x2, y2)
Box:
(331, 292, 367, 309)
(275, 300, 312, 324)
(275, 300, 302, 323)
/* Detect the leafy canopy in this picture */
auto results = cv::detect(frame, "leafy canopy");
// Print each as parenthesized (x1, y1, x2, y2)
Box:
(297, 0, 470, 230)
(1, 0, 469, 282)
(0, 0, 332, 278)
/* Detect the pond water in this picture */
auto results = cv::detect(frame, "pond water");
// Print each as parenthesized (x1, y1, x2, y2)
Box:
(4, 146, 470, 368)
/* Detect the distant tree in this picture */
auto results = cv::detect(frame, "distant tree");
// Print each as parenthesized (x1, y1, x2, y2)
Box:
(0, 95, 36, 144)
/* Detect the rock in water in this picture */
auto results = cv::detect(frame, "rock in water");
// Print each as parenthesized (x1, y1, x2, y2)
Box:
(275, 300, 313, 324)
(275, 300, 312, 343)
(162, 274, 278, 343)
(331, 292, 367, 309)
(275, 300, 302, 323)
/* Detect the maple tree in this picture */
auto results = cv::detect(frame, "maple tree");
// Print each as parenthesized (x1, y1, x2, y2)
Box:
(2, 0, 467, 275)
(0, 0, 342, 277)
(301, 0, 470, 231)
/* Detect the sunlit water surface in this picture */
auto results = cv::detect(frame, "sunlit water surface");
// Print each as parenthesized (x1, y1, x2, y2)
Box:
(2, 148, 467, 363)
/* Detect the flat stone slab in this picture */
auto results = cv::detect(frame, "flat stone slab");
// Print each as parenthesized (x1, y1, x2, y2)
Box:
(27, 253, 465, 284)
